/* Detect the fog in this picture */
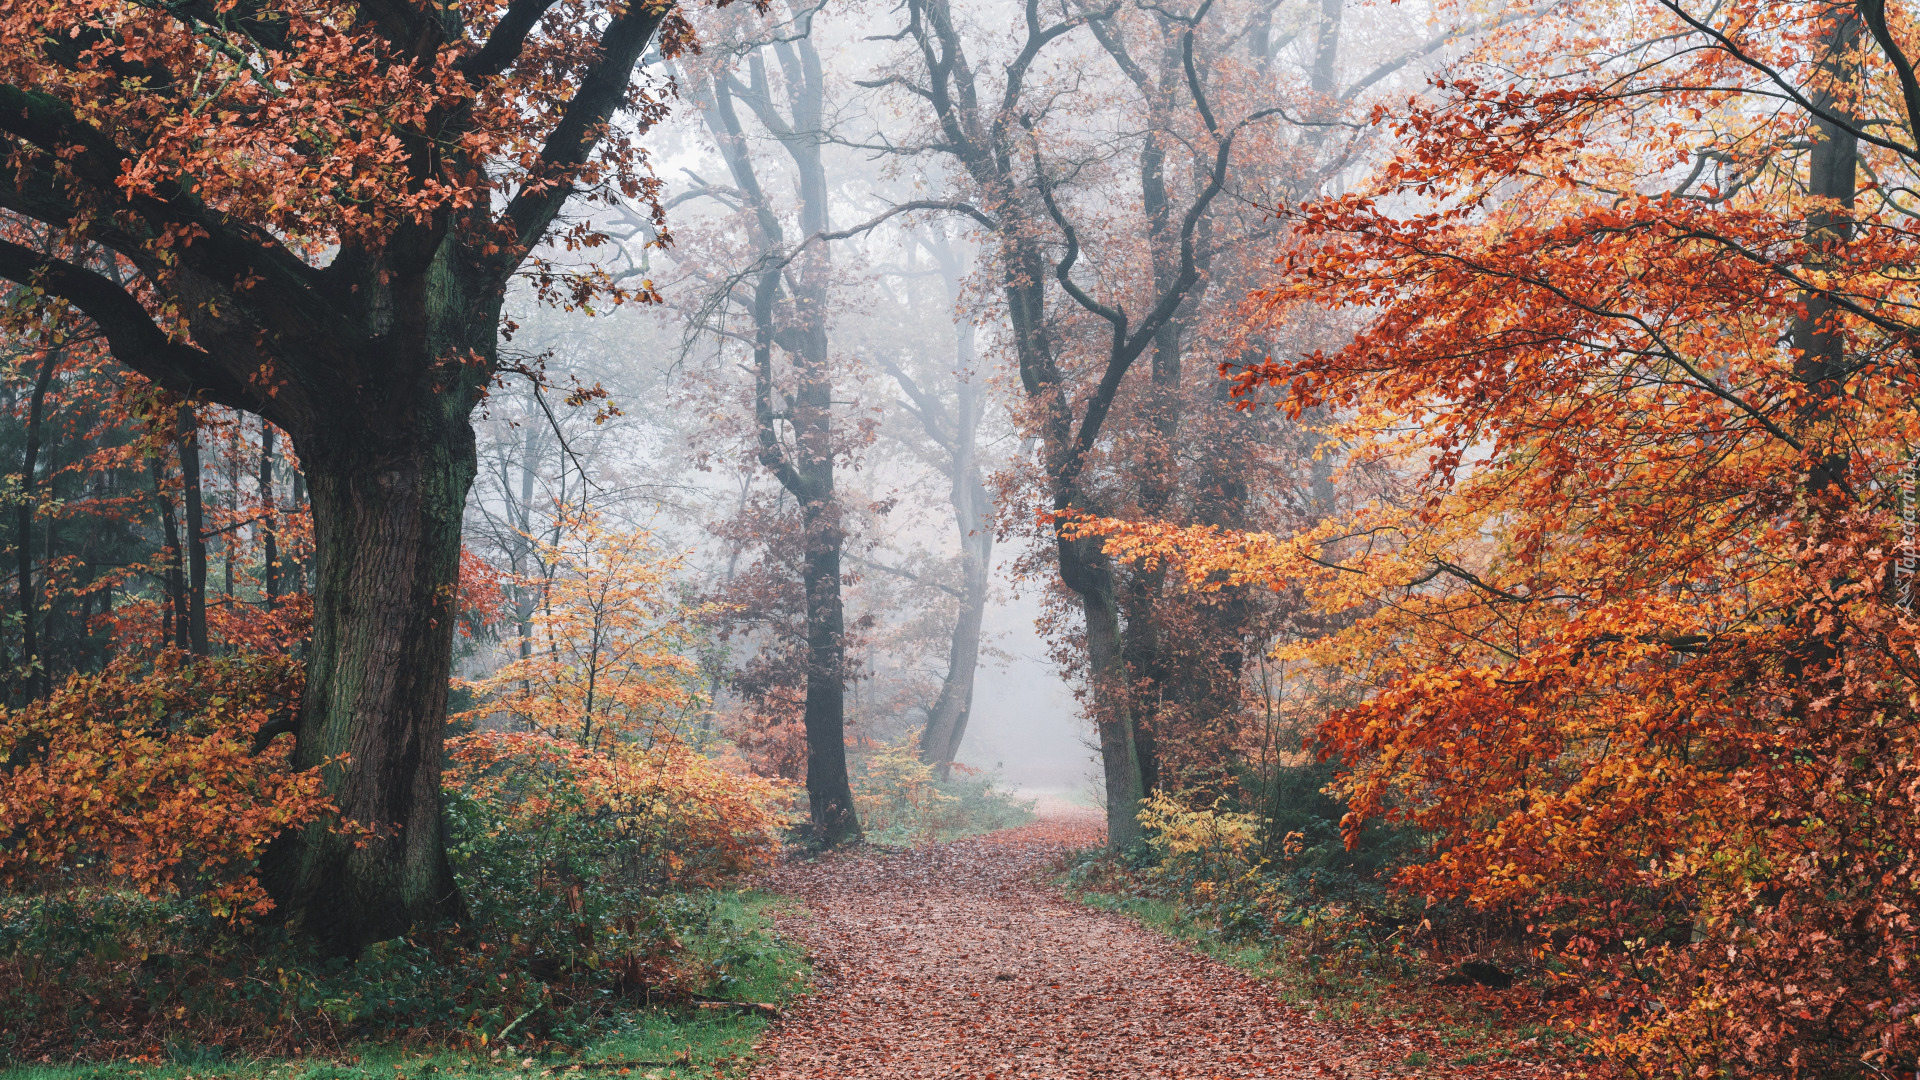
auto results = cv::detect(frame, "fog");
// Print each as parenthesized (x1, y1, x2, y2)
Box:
(454, 0, 1477, 812)
(960, 555, 1099, 796)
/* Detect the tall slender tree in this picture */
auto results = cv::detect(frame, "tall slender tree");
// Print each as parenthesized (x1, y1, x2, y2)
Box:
(858, 0, 1505, 845)
(687, 28, 861, 844)
(876, 231, 994, 780)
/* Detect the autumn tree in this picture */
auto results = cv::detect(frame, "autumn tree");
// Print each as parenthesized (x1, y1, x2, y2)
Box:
(464, 508, 707, 751)
(670, 10, 868, 844)
(0, 0, 692, 952)
(871, 229, 995, 779)
(848, 0, 1480, 844)
(1084, 0, 1920, 1071)
(0, 320, 307, 696)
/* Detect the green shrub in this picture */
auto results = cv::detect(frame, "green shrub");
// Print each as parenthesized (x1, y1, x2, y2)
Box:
(850, 744, 1033, 845)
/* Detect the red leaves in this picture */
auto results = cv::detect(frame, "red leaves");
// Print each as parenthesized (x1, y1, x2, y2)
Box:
(750, 817, 1541, 1079)
(0, 651, 331, 919)
(1075, 3, 1920, 1073)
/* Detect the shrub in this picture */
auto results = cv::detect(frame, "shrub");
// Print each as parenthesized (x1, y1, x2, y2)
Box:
(938, 762, 1037, 835)
(0, 651, 330, 919)
(851, 744, 956, 844)
(1137, 790, 1261, 873)
(1071, 788, 1418, 984)
(0, 670, 795, 1062)
(850, 744, 1033, 844)
(445, 731, 793, 998)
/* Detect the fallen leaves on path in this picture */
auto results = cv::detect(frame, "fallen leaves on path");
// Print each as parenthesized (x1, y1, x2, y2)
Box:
(751, 813, 1549, 1079)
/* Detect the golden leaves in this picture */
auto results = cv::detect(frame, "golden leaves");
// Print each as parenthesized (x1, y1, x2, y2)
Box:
(460, 507, 715, 751)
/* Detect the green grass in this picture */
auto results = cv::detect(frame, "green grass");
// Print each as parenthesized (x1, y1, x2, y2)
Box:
(0, 893, 809, 1080)
(1067, 890, 1293, 985)
(1062, 885, 1579, 1070)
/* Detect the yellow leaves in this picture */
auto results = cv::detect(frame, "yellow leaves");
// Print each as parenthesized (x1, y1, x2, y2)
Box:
(851, 744, 958, 844)
(1136, 791, 1261, 864)
(464, 508, 713, 751)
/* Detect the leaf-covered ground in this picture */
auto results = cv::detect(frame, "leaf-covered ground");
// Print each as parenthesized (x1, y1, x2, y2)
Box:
(751, 814, 1547, 1078)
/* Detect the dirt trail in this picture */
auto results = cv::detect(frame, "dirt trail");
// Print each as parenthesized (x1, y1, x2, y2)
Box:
(749, 814, 1533, 1079)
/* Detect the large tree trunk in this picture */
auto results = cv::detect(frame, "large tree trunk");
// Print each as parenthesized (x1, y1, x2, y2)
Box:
(1060, 523, 1146, 848)
(800, 495, 858, 844)
(258, 246, 496, 954)
(261, 414, 475, 954)
(704, 42, 862, 847)
(911, 243, 994, 781)
(793, 256, 858, 847)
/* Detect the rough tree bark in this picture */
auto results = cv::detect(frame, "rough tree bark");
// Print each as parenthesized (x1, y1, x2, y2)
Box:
(0, 0, 682, 953)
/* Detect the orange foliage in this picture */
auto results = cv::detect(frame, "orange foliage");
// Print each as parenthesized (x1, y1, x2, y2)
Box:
(0, 0, 689, 271)
(447, 729, 792, 889)
(719, 675, 810, 782)
(0, 652, 332, 919)
(461, 509, 712, 749)
(1072, 1, 1920, 1074)
(457, 546, 509, 637)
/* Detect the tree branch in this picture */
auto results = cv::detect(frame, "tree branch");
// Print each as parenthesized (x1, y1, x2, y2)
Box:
(503, 0, 678, 263)
(462, 0, 566, 78)
(846, 554, 964, 598)
(0, 239, 257, 415)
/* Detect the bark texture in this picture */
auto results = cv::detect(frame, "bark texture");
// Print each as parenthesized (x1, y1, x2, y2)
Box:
(264, 410, 476, 949)
(0, 0, 679, 953)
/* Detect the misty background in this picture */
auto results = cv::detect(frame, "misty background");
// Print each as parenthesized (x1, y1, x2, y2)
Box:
(451, 0, 1475, 802)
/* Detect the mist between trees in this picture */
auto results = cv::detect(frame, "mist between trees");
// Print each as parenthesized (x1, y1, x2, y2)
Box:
(457, 0, 1417, 851)
(5, 0, 1920, 1075)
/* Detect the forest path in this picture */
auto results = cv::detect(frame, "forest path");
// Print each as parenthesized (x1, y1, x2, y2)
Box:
(747, 813, 1512, 1079)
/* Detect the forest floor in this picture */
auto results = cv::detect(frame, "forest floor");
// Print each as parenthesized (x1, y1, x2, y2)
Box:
(749, 812, 1551, 1079)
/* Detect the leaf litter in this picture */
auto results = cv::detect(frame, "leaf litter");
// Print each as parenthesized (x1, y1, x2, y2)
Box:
(750, 813, 1550, 1078)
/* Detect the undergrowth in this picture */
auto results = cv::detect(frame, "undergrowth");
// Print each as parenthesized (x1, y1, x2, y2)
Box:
(0, 891, 807, 1080)
(850, 744, 1033, 846)
(1058, 784, 1587, 1074)
(0, 660, 795, 1065)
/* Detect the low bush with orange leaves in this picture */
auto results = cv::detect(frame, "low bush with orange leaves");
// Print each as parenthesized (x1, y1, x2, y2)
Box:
(435, 730, 792, 1029)
(0, 656, 795, 1062)
(0, 651, 328, 919)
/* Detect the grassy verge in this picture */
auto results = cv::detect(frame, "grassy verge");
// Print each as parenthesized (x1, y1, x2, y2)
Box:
(1, 892, 808, 1080)
(1062, 886, 1579, 1074)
